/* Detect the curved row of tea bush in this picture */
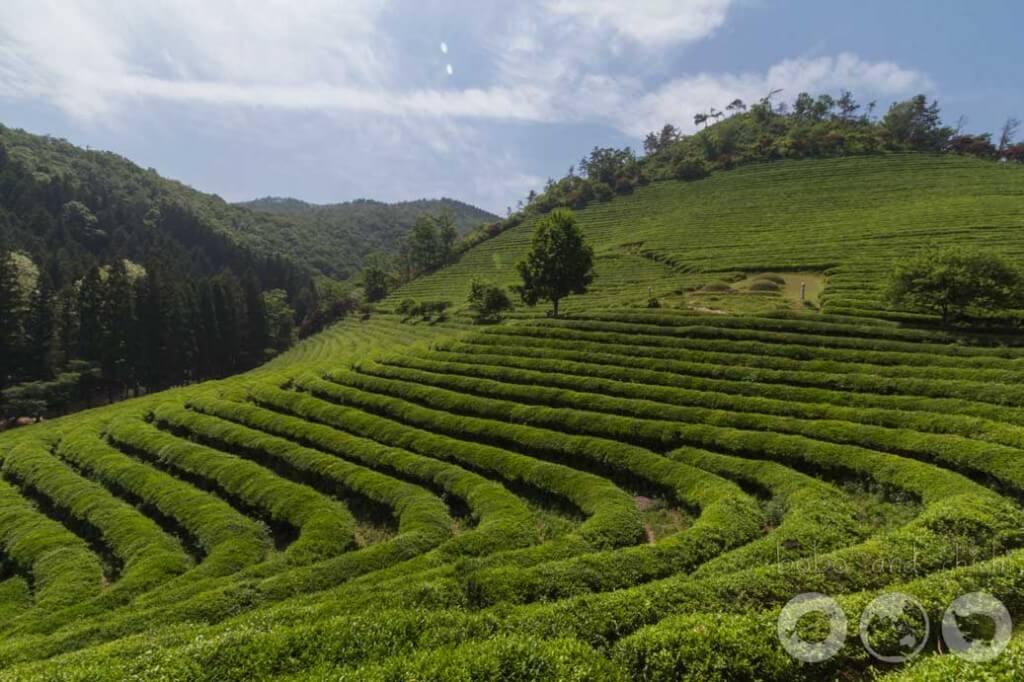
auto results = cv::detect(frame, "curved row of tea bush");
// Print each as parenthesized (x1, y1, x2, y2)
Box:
(506, 320, 1024, 369)
(411, 346, 1024, 430)
(447, 332, 1024, 406)
(106, 415, 353, 566)
(0, 439, 191, 624)
(356, 359, 1024, 496)
(0, 464, 102, 614)
(248, 383, 644, 568)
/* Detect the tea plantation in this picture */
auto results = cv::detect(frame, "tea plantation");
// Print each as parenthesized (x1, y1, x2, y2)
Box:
(1, 153, 1024, 679)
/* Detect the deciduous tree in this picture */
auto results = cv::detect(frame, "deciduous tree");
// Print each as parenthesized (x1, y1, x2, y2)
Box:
(514, 209, 594, 317)
(888, 247, 1023, 324)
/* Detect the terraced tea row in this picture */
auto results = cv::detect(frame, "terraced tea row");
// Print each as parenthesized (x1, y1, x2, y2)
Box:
(1, 153, 1023, 679)
(0, 299, 1019, 678)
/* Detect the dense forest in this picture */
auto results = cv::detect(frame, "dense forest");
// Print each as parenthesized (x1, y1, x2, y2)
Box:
(239, 196, 495, 278)
(462, 92, 1024, 249)
(0, 125, 489, 423)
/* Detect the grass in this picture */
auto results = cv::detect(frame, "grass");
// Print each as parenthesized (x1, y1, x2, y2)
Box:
(0, 153, 1022, 679)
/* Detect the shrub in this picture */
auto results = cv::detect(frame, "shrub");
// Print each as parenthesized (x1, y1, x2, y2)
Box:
(673, 157, 709, 181)
(396, 298, 418, 319)
(468, 280, 513, 324)
(592, 181, 614, 202)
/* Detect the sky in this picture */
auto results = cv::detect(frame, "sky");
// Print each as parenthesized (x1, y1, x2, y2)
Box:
(0, 1, 1021, 214)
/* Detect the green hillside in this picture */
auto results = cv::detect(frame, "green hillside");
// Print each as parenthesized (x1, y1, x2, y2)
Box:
(238, 197, 497, 279)
(0, 153, 1023, 680)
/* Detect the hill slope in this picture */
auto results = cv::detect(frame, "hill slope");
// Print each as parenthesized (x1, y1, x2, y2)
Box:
(0, 124, 311, 284)
(0, 154, 1023, 680)
(238, 196, 497, 278)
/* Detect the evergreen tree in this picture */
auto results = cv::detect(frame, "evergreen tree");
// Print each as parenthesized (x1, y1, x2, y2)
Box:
(135, 268, 165, 390)
(0, 248, 22, 386)
(241, 271, 269, 365)
(23, 275, 55, 379)
(103, 261, 137, 398)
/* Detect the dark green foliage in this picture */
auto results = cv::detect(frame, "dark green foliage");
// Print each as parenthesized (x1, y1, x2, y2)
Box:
(467, 280, 513, 324)
(361, 254, 392, 303)
(0, 249, 22, 384)
(0, 126, 310, 292)
(881, 95, 951, 150)
(262, 289, 295, 355)
(396, 299, 450, 322)
(395, 209, 463, 282)
(888, 246, 1023, 323)
(514, 209, 594, 316)
(673, 158, 709, 181)
(239, 198, 495, 279)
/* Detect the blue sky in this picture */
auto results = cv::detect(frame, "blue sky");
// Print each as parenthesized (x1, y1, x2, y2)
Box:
(0, 1, 1020, 214)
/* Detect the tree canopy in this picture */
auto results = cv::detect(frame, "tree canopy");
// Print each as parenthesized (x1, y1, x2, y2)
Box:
(888, 247, 1023, 324)
(514, 209, 594, 317)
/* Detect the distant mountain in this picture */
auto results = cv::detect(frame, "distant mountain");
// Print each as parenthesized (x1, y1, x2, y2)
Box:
(237, 197, 498, 279)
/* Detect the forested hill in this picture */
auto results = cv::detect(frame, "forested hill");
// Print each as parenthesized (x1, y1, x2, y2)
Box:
(0, 124, 317, 287)
(237, 197, 497, 278)
(0, 124, 490, 420)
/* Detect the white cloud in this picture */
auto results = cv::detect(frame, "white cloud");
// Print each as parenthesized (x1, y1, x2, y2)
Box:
(0, 1, 934, 210)
(623, 53, 934, 136)
(0, 2, 928, 136)
(0, 0, 391, 119)
(545, 0, 733, 46)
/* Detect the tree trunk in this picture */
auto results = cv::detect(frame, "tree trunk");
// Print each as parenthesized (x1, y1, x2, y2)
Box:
(552, 298, 560, 317)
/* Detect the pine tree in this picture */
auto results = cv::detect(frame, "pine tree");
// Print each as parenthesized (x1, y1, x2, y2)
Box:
(103, 261, 137, 398)
(0, 248, 22, 386)
(241, 270, 269, 366)
(23, 275, 55, 379)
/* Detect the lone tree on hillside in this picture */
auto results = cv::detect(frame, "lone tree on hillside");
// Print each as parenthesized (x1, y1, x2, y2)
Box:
(514, 209, 594, 317)
(888, 247, 1023, 324)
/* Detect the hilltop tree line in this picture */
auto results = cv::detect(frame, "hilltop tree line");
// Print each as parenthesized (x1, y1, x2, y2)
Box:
(460, 92, 1023, 249)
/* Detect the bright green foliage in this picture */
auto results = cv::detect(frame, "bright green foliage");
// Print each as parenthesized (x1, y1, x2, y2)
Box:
(888, 246, 1023, 323)
(515, 209, 594, 316)
(0, 152, 1023, 680)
